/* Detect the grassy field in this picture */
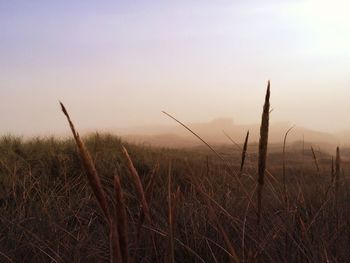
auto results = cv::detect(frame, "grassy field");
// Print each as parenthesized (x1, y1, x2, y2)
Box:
(0, 88, 349, 262)
(0, 131, 349, 262)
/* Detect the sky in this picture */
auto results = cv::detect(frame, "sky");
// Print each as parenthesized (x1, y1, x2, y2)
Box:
(1, 0, 350, 136)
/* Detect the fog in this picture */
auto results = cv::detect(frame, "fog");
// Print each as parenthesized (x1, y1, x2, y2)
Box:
(1, 1, 350, 137)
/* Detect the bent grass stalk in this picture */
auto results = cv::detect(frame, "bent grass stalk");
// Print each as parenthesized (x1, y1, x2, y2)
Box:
(282, 125, 294, 263)
(282, 125, 295, 207)
(162, 111, 257, 212)
(60, 102, 124, 263)
(60, 102, 111, 222)
(121, 146, 151, 223)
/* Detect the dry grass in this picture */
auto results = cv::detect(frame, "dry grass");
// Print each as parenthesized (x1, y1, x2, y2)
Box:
(0, 84, 349, 262)
(1, 132, 350, 262)
(60, 102, 147, 262)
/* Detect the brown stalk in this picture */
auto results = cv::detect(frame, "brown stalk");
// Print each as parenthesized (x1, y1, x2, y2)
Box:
(60, 102, 123, 263)
(282, 125, 294, 263)
(222, 130, 242, 150)
(239, 130, 249, 177)
(310, 146, 321, 195)
(257, 81, 270, 229)
(60, 102, 111, 222)
(207, 201, 240, 263)
(331, 156, 334, 182)
(282, 126, 295, 207)
(141, 226, 206, 263)
(162, 111, 257, 212)
(167, 164, 174, 263)
(114, 174, 129, 263)
(335, 147, 340, 197)
(110, 219, 123, 263)
(145, 163, 159, 205)
(121, 146, 151, 223)
(335, 146, 340, 231)
(134, 164, 158, 257)
(310, 146, 320, 177)
(172, 187, 181, 235)
(206, 156, 210, 177)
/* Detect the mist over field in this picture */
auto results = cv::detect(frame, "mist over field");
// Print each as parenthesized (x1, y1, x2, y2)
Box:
(118, 118, 350, 148)
(1, 0, 350, 139)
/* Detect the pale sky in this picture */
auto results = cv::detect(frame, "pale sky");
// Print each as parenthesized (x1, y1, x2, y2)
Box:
(1, 0, 350, 136)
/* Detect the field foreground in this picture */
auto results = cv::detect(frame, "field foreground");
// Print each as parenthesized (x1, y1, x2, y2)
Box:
(0, 134, 349, 262)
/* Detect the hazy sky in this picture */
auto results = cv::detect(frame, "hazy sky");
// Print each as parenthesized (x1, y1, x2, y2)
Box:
(1, 0, 350, 136)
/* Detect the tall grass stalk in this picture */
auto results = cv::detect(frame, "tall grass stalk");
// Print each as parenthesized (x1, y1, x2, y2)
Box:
(239, 131, 249, 177)
(167, 164, 175, 263)
(114, 174, 129, 263)
(310, 146, 320, 177)
(282, 125, 294, 263)
(257, 81, 270, 231)
(335, 147, 340, 230)
(331, 156, 335, 182)
(282, 126, 294, 207)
